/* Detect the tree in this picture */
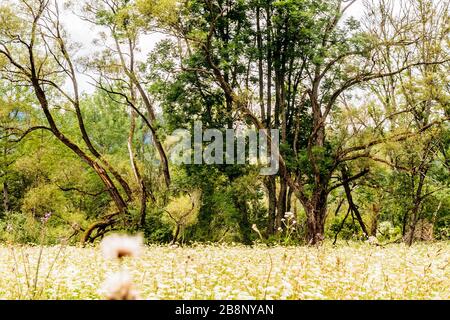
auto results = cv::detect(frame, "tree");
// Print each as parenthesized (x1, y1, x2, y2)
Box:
(363, 0, 450, 245)
(0, 0, 133, 241)
(79, 0, 172, 189)
(168, 0, 450, 244)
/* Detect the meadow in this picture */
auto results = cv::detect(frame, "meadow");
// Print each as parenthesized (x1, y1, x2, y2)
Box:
(0, 242, 448, 300)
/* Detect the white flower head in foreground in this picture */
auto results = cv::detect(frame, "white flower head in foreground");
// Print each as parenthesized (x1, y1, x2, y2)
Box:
(100, 233, 144, 260)
(100, 271, 140, 300)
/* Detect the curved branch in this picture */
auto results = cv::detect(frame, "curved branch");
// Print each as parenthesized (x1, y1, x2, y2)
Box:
(56, 184, 108, 197)
(328, 168, 370, 193)
(338, 116, 450, 160)
(8, 126, 53, 143)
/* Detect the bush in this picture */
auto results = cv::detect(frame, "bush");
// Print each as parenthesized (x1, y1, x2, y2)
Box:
(0, 211, 81, 245)
(328, 215, 363, 241)
(142, 209, 173, 243)
(377, 221, 402, 242)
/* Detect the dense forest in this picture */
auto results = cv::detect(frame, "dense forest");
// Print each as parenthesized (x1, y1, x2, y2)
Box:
(0, 0, 449, 247)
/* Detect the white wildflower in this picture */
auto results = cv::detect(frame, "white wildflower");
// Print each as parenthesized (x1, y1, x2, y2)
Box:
(100, 271, 140, 300)
(100, 233, 144, 260)
(367, 236, 379, 246)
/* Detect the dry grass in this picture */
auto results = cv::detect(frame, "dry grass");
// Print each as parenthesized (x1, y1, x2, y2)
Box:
(0, 242, 448, 300)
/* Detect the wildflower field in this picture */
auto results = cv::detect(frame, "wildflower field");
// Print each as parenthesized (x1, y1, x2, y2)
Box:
(0, 242, 448, 300)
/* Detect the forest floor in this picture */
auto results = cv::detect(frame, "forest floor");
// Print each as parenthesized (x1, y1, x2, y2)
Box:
(0, 242, 448, 300)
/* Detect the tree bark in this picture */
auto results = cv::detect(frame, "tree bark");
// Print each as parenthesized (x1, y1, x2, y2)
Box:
(305, 189, 329, 245)
(334, 207, 351, 245)
(370, 203, 381, 236)
(265, 2, 273, 129)
(341, 167, 369, 238)
(265, 176, 277, 235)
(256, 6, 266, 121)
(236, 197, 252, 244)
(112, 34, 171, 189)
(276, 180, 287, 230)
(133, 80, 171, 189)
(406, 172, 426, 246)
(2, 181, 9, 214)
(31, 80, 128, 217)
(172, 224, 181, 245)
(286, 187, 293, 213)
(127, 110, 148, 228)
(56, 24, 133, 202)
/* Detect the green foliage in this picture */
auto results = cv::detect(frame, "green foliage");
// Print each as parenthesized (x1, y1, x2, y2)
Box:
(142, 208, 174, 243)
(376, 221, 402, 242)
(328, 214, 364, 241)
(0, 0, 449, 248)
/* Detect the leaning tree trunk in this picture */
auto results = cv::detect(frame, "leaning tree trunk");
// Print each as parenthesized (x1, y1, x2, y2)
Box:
(134, 82, 171, 189)
(57, 33, 134, 202)
(31, 81, 129, 244)
(112, 33, 171, 189)
(341, 168, 369, 238)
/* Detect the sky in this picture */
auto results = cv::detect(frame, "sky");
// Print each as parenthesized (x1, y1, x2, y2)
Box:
(62, 0, 366, 94)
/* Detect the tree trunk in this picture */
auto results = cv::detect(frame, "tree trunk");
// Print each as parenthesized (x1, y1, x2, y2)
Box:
(304, 189, 329, 245)
(127, 110, 147, 228)
(276, 180, 287, 230)
(236, 197, 252, 245)
(265, 176, 277, 235)
(256, 6, 266, 121)
(172, 224, 181, 245)
(406, 203, 421, 246)
(263, 6, 275, 235)
(113, 33, 171, 189)
(370, 203, 381, 236)
(59, 33, 133, 202)
(334, 207, 351, 245)
(286, 187, 293, 213)
(265, 3, 272, 129)
(134, 82, 172, 189)
(406, 171, 426, 246)
(341, 168, 369, 238)
(31, 80, 128, 218)
(306, 211, 326, 245)
(2, 181, 9, 214)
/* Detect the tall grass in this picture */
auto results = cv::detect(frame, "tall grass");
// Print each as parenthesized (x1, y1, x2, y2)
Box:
(0, 242, 448, 300)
